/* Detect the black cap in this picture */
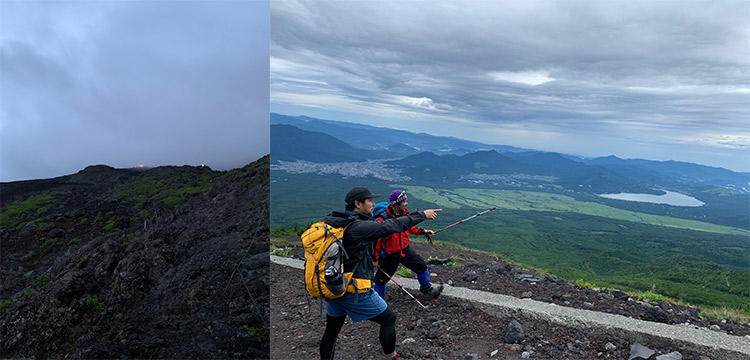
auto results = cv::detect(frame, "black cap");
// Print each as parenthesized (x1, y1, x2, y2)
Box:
(345, 186, 380, 205)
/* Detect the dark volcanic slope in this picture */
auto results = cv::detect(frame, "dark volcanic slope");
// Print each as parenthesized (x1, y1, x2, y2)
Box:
(271, 263, 709, 360)
(1, 156, 270, 359)
(271, 239, 748, 360)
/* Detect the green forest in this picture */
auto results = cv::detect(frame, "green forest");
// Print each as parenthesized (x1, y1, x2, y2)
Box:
(271, 171, 750, 314)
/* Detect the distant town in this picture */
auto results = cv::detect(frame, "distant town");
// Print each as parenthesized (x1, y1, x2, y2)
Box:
(271, 160, 410, 182)
(272, 160, 564, 192)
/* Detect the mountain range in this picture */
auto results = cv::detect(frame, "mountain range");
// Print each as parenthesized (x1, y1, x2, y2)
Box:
(271, 113, 749, 194)
(271, 113, 527, 157)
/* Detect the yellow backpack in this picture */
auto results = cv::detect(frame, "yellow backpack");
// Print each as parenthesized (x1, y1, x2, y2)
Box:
(301, 221, 371, 302)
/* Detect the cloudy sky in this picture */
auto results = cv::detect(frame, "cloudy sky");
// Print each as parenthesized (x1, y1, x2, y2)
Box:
(271, 0, 750, 172)
(1, 0, 269, 182)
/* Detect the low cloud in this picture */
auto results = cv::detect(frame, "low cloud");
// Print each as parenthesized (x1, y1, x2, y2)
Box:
(489, 71, 556, 86)
(1, 1, 269, 181)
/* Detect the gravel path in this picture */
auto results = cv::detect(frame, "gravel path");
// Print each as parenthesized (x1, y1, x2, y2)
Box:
(272, 261, 747, 358)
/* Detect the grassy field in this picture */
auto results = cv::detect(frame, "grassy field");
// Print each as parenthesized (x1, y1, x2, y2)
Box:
(271, 172, 750, 314)
(437, 208, 748, 309)
(401, 186, 749, 236)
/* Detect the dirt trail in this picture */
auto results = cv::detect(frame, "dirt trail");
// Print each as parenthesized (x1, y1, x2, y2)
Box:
(270, 239, 746, 359)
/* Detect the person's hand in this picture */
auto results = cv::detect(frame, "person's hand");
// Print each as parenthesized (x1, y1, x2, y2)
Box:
(423, 209, 442, 220)
(424, 230, 435, 237)
(373, 260, 379, 269)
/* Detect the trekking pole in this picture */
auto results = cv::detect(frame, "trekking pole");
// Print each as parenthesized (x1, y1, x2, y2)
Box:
(426, 207, 496, 243)
(377, 267, 428, 309)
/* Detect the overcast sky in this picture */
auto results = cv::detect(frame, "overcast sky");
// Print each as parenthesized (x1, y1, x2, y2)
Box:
(1, 0, 269, 182)
(271, 0, 750, 172)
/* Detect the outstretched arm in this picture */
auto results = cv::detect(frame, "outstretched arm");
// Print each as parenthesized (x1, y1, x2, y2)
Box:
(349, 209, 442, 241)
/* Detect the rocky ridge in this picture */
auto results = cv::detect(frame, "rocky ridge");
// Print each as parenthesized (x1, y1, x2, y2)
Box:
(1, 156, 270, 359)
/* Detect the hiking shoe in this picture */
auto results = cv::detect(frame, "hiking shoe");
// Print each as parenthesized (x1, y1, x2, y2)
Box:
(383, 351, 400, 359)
(421, 283, 443, 300)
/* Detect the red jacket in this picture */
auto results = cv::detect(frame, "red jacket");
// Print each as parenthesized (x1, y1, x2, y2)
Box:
(374, 206, 424, 258)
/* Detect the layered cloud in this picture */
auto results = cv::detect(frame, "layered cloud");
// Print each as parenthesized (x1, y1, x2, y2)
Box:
(271, 0, 750, 171)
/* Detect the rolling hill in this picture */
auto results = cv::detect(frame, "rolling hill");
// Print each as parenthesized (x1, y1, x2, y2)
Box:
(271, 124, 385, 163)
(587, 156, 749, 191)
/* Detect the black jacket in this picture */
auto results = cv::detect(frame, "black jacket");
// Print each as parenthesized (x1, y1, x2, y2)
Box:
(324, 210, 427, 279)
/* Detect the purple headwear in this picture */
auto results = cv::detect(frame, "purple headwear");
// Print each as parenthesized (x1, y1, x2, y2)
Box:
(389, 189, 407, 205)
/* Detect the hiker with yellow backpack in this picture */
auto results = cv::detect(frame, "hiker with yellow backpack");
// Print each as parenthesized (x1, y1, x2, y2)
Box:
(302, 186, 441, 360)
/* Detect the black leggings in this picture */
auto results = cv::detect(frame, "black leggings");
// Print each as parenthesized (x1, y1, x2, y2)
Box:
(320, 307, 397, 360)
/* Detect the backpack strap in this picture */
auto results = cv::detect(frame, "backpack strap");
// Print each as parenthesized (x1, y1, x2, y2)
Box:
(325, 222, 351, 260)
(350, 259, 362, 304)
(374, 211, 390, 260)
(316, 263, 324, 320)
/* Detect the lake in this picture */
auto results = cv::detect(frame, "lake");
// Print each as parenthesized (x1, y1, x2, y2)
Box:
(598, 191, 705, 207)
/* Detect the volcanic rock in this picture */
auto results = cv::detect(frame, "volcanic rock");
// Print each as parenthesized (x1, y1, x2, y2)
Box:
(610, 289, 629, 300)
(463, 271, 478, 282)
(505, 319, 524, 344)
(37, 222, 55, 232)
(427, 257, 453, 265)
(628, 343, 655, 360)
(515, 273, 544, 283)
(656, 351, 684, 360)
(48, 229, 67, 238)
(398, 345, 415, 358)
(490, 262, 512, 275)
(644, 306, 671, 324)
